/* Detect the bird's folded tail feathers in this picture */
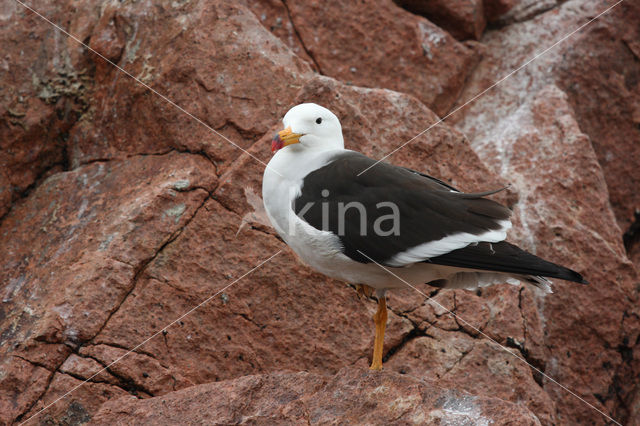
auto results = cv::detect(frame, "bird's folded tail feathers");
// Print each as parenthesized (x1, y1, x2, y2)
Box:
(427, 241, 588, 285)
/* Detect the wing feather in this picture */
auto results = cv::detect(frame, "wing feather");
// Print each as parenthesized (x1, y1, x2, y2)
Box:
(294, 151, 511, 266)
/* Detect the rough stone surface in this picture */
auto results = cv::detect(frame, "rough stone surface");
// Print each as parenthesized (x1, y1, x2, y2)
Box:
(240, 0, 317, 69)
(452, 5, 640, 417)
(1, 0, 638, 425)
(483, 0, 558, 24)
(395, 0, 486, 40)
(456, 82, 639, 424)
(0, 0, 98, 219)
(69, 0, 313, 171)
(0, 152, 217, 424)
(23, 373, 129, 425)
(89, 197, 412, 385)
(386, 287, 557, 424)
(91, 366, 542, 425)
(629, 218, 640, 269)
(452, 0, 640, 240)
(482, 0, 517, 21)
(266, 0, 478, 117)
(552, 4, 640, 238)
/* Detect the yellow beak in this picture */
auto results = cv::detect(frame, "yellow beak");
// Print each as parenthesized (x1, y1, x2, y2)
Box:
(272, 126, 303, 152)
(279, 126, 303, 145)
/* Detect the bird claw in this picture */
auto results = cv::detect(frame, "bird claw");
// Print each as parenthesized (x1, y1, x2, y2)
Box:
(355, 284, 374, 299)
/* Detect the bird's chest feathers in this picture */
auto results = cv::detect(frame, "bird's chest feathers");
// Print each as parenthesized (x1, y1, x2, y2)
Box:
(263, 150, 346, 267)
(263, 177, 343, 263)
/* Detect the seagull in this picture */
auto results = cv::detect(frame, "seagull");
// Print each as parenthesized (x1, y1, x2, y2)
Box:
(262, 103, 587, 370)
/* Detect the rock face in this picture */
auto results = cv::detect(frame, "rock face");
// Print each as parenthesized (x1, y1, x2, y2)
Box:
(483, 0, 558, 25)
(455, 82, 639, 424)
(1, 0, 638, 425)
(69, 0, 313, 171)
(91, 366, 542, 425)
(394, 0, 486, 40)
(0, 1, 98, 219)
(451, 1, 640, 420)
(248, 0, 479, 117)
(0, 152, 216, 422)
(452, 0, 640, 237)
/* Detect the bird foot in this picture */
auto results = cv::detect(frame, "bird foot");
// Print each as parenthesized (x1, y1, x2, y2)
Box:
(355, 284, 374, 299)
(369, 362, 383, 371)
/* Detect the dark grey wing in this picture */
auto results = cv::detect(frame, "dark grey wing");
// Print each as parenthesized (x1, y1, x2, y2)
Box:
(400, 167, 461, 192)
(293, 151, 511, 265)
(428, 241, 588, 284)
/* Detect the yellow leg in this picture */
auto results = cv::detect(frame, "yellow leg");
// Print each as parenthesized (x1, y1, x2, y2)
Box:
(370, 296, 387, 371)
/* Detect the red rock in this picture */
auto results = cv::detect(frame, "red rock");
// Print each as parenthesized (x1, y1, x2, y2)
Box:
(630, 389, 640, 426)
(552, 2, 640, 235)
(452, 0, 640, 237)
(0, 357, 52, 424)
(0, 152, 216, 424)
(387, 327, 556, 424)
(398, 290, 460, 332)
(452, 5, 640, 417)
(7, 341, 72, 378)
(483, 0, 516, 21)
(21, 373, 129, 425)
(279, 0, 478, 116)
(0, 168, 10, 218)
(0, 1, 98, 219)
(395, 0, 486, 40)
(385, 328, 476, 379)
(91, 366, 542, 425)
(451, 11, 640, 420)
(457, 83, 638, 424)
(2, 0, 637, 424)
(78, 344, 194, 396)
(451, 288, 491, 336)
(59, 354, 120, 386)
(630, 238, 640, 272)
(387, 284, 555, 421)
(69, 0, 313, 171)
(483, 0, 557, 24)
(478, 285, 525, 344)
(240, 0, 317, 68)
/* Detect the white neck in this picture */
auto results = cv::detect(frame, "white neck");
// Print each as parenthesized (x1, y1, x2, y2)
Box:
(266, 145, 345, 183)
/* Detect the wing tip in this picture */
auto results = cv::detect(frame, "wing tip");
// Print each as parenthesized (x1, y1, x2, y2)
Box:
(565, 269, 588, 285)
(536, 261, 588, 285)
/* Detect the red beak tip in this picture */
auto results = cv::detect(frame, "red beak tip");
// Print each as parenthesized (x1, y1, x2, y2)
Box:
(271, 135, 284, 153)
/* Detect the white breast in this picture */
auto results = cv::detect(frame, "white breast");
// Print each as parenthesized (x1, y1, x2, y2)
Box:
(262, 147, 346, 268)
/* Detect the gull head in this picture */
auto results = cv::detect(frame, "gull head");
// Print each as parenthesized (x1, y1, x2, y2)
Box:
(271, 103, 344, 153)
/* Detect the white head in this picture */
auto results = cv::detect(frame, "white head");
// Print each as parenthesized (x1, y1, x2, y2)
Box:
(271, 103, 344, 153)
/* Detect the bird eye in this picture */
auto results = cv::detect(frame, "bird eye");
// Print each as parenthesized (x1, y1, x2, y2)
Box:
(315, 117, 322, 124)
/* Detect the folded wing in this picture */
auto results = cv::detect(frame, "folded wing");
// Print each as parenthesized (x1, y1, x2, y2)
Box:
(294, 151, 512, 266)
